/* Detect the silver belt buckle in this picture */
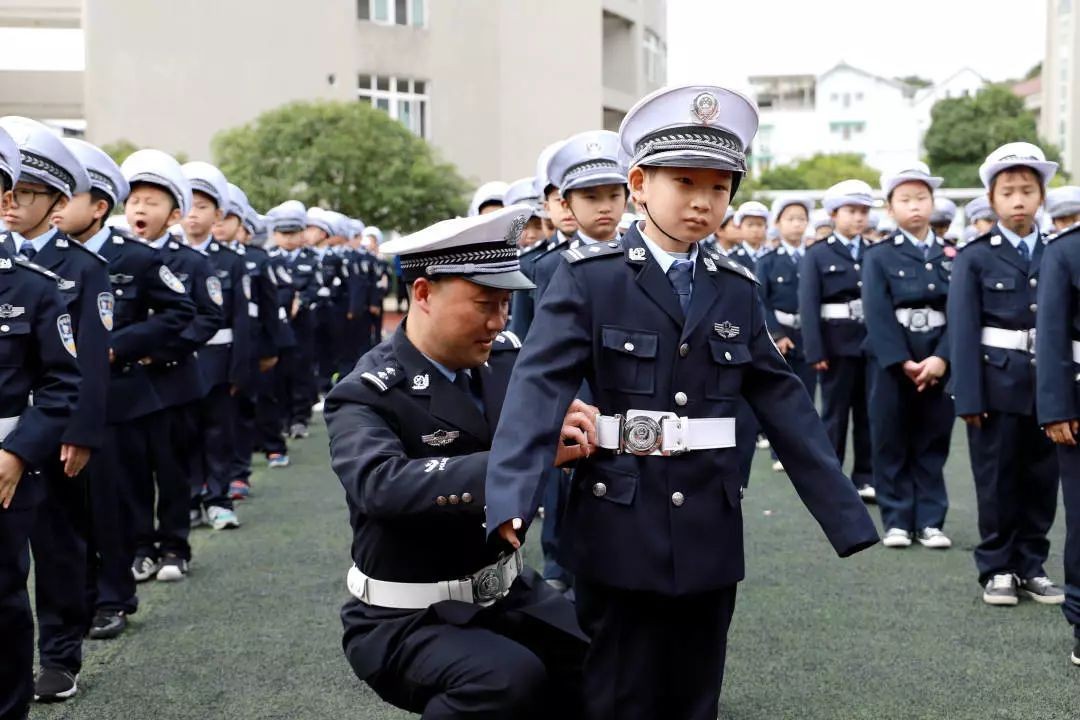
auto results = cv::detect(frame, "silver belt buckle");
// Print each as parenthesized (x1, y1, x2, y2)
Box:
(617, 412, 682, 456)
(471, 552, 519, 604)
(1026, 329, 1037, 354)
(849, 299, 865, 322)
(908, 309, 930, 332)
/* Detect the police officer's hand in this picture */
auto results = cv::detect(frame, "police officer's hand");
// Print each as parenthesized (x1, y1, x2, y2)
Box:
(1045, 420, 1079, 446)
(259, 356, 279, 372)
(813, 360, 829, 372)
(0, 449, 26, 509)
(775, 337, 795, 356)
(496, 518, 523, 550)
(60, 444, 91, 477)
(554, 399, 599, 467)
(962, 413, 988, 429)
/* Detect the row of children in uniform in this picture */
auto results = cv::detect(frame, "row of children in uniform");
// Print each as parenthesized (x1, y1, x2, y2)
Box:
(0, 117, 392, 712)
(468, 128, 1079, 665)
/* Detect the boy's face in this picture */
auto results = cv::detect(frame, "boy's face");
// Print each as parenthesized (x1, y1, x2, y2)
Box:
(1053, 213, 1080, 230)
(815, 224, 833, 240)
(52, 192, 105, 236)
(304, 226, 329, 246)
(776, 205, 808, 244)
(126, 184, 181, 239)
(973, 217, 996, 234)
(887, 181, 933, 236)
(990, 168, 1043, 235)
(631, 166, 732, 244)
(235, 225, 251, 244)
(274, 229, 303, 251)
(183, 191, 222, 240)
(478, 201, 503, 216)
(565, 184, 626, 240)
(544, 187, 578, 236)
(831, 205, 869, 238)
(212, 214, 242, 242)
(520, 216, 544, 248)
(930, 221, 951, 237)
(739, 216, 767, 246)
(3, 180, 65, 235)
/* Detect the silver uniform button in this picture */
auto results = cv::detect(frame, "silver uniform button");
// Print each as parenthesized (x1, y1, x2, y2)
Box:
(624, 342, 635, 352)
(671, 492, 685, 507)
(724, 351, 732, 361)
(829, 265, 837, 272)
(115, 288, 124, 296)
(679, 343, 689, 357)
(925, 263, 933, 271)
(854, 263, 860, 271)
(857, 281, 863, 288)
(928, 283, 936, 291)
(0, 325, 8, 333)
(1029, 278, 1038, 287)
(1029, 304, 1037, 312)
(436, 496, 448, 506)
(674, 392, 688, 406)
(592, 483, 607, 498)
(995, 282, 1004, 289)
(898, 270, 905, 277)
(461, 493, 473, 504)
(449, 495, 460, 505)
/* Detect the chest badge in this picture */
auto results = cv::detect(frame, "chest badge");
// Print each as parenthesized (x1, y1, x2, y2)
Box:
(412, 374, 430, 391)
(206, 276, 224, 306)
(97, 292, 114, 331)
(57, 313, 77, 357)
(422, 429, 460, 447)
(160, 265, 187, 294)
(0, 258, 11, 269)
(714, 321, 741, 339)
(628, 247, 647, 262)
(703, 256, 717, 272)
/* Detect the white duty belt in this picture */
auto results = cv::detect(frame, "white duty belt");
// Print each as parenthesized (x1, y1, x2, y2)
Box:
(0, 416, 18, 443)
(981, 327, 1036, 354)
(895, 308, 946, 333)
(596, 410, 736, 456)
(205, 328, 234, 346)
(820, 299, 864, 322)
(346, 551, 522, 610)
(774, 310, 801, 329)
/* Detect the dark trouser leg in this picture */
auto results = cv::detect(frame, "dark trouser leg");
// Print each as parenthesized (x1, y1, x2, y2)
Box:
(574, 578, 737, 720)
(0, 474, 42, 720)
(1014, 417, 1059, 580)
(968, 412, 1022, 584)
(540, 469, 572, 586)
(819, 357, 854, 469)
(260, 358, 289, 456)
(910, 382, 953, 531)
(771, 347, 817, 462)
(850, 355, 873, 485)
(1059, 444, 1080, 637)
(290, 313, 316, 426)
(868, 359, 914, 531)
(31, 462, 90, 674)
(148, 406, 193, 560)
(92, 422, 140, 613)
(231, 393, 255, 481)
(200, 384, 236, 511)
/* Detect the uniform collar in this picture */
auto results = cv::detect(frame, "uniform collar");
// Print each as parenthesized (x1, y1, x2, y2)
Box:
(900, 227, 935, 249)
(150, 233, 171, 249)
(14, 226, 58, 253)
(778, 242, 804, 257)
(832, 230, 861, 247)
(84, 226, 111, 255)
(998, 224, 1038, 253)
(190, 236, 212, 253)
(640, 226, 698, 275)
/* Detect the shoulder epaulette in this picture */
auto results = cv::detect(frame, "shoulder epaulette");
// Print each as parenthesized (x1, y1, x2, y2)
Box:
(563, 241, 622, 264)
(711, 254, 760, 284)
(357, 361, 406, 394)
(14, 256, 60, 280)
(1046, 221, 1080, 243)
(176, 243, 209, 258)
(958, 231, 994, 252)
(492, 330, 523, 351)
(67, 237, 108, 264)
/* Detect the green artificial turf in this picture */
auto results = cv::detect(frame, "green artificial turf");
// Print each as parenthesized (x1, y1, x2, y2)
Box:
(31, 420, 1078, 720)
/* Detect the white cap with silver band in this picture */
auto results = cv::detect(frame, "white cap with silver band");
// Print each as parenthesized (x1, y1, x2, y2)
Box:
(596, 410, 736, 456)
(346, 551, 523, 610)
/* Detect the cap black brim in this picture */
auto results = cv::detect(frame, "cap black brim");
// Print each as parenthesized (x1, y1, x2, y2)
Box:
(464, 270, 535, 291)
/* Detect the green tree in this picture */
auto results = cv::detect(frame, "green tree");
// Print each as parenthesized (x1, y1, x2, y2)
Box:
(212, 101, 467, 232)
(923, 83, 1064, 187)
(752, 153, 879, 192)
(896, 75, 933, 89)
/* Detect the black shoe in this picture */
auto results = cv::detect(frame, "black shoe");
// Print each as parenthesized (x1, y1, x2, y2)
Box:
(1072, 638, 1080, 667)
(88, 609, 127, 640)
(34, 667, 78, 702)
(132, 553, 160, 582)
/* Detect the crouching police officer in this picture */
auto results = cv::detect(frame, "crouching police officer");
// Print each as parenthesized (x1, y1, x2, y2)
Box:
(325, 206, 590, 719)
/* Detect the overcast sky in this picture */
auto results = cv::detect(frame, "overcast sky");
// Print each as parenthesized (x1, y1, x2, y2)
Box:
(668, 0, 1047, 89)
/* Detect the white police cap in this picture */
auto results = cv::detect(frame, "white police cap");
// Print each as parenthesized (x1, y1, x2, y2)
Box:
(619, 84, 759, 183)
(930, 197, 957, 225)
(811, 208, 834, 230)
(468, 181, 509, 217)
(979, 142, 1057, 190)
(349, 218, 366, 239)
(363, 226, 384, 245)
(770, 194, 813, 223)
(305, 207, 335, 236)
(964, 195, 995, 222)
(0, 126, 20, 190)
(121, 149, 193, 216)
(381, 204, 536, 291)
(534, 140, 566, 196)
(720, 206, 735, 227)
(961, 225, 978, 245)
(617, 212, 640, 233)
(181, 161, 229, 211)
(504, 177, 541, 216)
(866, 210, 882, 231)
(265, 200, 307, 233)
(548, 130, 625, 196)
(823, 179, 874, 213)
(242, 205, 263, 235)
(225, 183, 249, 219)
(322, 210, 352, 238)
(1045, 185, 1080, 219)
(63, 138, 129, 207)
(880, 161, 942, 198)
(734, 201, 769, 225)
(0, 116, 90, 198)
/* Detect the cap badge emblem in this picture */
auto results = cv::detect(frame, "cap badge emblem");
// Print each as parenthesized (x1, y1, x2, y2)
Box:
(412, 374, 430, 391)
(628, 247, 647, 262)
(585, 141, 603, 157)
(691, 92, 719, 124)
(505, 215, 528, 245)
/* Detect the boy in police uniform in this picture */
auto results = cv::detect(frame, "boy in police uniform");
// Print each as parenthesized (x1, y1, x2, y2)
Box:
(325, 205, 591, 718)
(1035, 211, 1080, 666)
(0, 124, 83, 719)
(949, 142, 1064, 606)
(485, 84, 879, 720)
(1046, 186, 1080, 231)
(862, 162, 954, 550)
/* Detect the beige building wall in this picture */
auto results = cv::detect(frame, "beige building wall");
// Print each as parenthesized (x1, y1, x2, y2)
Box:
(0, 0, 79, 27)
(83, 0, 665, 187)
(1043, 0, 1080, 175)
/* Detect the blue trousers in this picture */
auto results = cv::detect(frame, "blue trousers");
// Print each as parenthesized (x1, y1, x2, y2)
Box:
(1059, 443, 1080, 638)
(819, 355, 872, 486)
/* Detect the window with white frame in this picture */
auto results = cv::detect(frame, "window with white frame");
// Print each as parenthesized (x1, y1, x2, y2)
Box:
(357, 0, 426, 27)
(358, 75, 429, 138)
(643, 30, 666, 84)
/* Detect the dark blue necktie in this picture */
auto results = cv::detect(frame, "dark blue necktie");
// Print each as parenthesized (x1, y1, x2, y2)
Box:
(850, 241, 859, 260)
(1016, 241, 1030, 262)
(18, 240, 36, 261)
(667, 260, 694, 315)
(453, 370, 484, 414)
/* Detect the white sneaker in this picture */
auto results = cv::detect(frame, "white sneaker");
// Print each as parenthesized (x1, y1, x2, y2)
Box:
(916, 527, 952, 549)
(771, 460, 785, 472)
(756, 436, 771, 450)
(857, 484, 876, 502)
(206, 506, 241, 530)
(882, 528, 912, 548)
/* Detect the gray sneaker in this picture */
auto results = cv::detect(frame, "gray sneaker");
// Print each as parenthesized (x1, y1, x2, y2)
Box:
(983, 573, 1019, 606)
(1019, 576, 1065, 605)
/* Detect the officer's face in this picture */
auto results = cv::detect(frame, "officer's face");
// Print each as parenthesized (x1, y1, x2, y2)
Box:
(630, 166, 732, 245)
(887, 181, 934, 235)
(3, 180, 65, 234)
(564, 184, 626, 240)
(212, 214, 242, 242)
(990, 168, 1043, 235)
(274, 230, 303, 250)
(184, 192, 223, 240)
(520, 217, 544, 248)
(126, 185, 182, 240)
(776, 205, 808, 244)
(304, 226, 329, 246)
(1053, 213, 1080, 230)
(235, 225, 251, 244)
(51, 192, 106, 237)
(412, 277, 510, 369)
(739, 217, 767, 246)
(544, 188, 578, 236)
(831, 205, 869, 238)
